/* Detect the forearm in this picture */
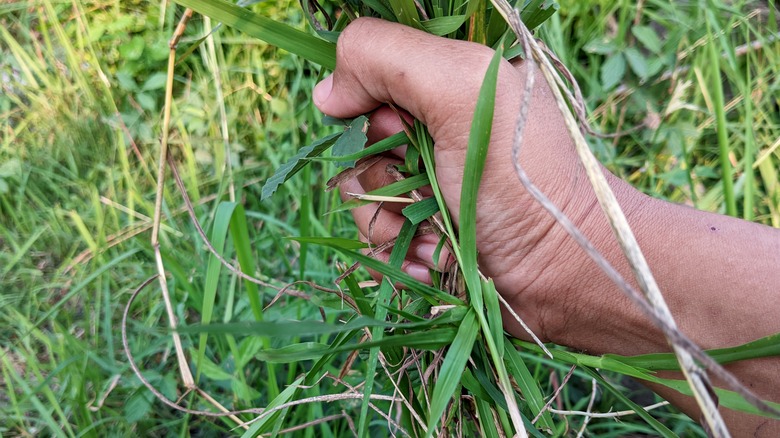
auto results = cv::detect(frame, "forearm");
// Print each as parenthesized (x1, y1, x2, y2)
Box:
(554, 172, 780, 432)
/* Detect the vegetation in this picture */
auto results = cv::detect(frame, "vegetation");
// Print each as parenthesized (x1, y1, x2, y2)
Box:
(1, 0, 778, 436)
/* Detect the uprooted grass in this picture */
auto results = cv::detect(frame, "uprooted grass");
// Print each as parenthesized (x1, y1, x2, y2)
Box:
(2, 0, 779, 436)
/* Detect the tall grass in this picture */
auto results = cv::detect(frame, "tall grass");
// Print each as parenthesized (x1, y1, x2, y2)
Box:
(1, 0, 779, 436)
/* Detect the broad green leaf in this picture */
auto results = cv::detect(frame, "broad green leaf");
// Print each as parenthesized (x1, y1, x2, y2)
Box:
(173, 0, 336, 69)
(624, 46, 650, 80)
(331, 115, 369, 167)
(632, 25, 663, 54)
(261, 132, 340, 200)
(426, 309, 479, 436)
(601, 53, 626, 90)
(402, 197, 440, 224)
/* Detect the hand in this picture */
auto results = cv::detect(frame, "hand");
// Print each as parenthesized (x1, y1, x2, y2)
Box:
(313, 17, 780, 434)
(313, 18, 605, 343)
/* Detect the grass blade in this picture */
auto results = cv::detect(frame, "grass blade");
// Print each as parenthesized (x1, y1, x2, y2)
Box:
(426, 309, 479, 436)
(173, 0, 336, 69)
(459, 38, 503, 308)
(706, 16, 736, 216)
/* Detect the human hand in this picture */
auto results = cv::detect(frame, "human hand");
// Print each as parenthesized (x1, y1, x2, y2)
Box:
(312, 17, 614, 343)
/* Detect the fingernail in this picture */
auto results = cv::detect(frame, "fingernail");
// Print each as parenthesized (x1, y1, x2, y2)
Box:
(415, 244, 438, 269)
(406, 263, 431, 284)
(313, 74, 333, 108)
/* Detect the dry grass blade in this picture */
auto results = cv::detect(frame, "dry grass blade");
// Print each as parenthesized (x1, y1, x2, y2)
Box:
(151, 8, 195, 390)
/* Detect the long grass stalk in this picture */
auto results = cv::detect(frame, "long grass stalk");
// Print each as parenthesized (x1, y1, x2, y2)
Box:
(707, 18, 737, 217)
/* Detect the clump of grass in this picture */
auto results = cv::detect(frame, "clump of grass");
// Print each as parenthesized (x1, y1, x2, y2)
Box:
(4, 0, 780, 436)
(135, 0, 780, 436)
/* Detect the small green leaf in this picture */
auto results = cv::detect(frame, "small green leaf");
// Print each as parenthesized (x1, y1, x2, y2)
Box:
(118, 35, 144, 60)
(402, 197, 440, 224)
(584, 37, 619, 54)
(632, 25, 663, 54)
(624, 47, 650, 80)
(601, 53, 626, 90)
(141, 72, 168, 91)
(331, 116, 369, 167)
(124, 391, 152, 424)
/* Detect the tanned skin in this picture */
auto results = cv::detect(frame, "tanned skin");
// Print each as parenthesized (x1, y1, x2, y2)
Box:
(313, 18, 780, 435)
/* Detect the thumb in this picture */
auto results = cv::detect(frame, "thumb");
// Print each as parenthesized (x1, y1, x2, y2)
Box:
(312, 17, 515, 131)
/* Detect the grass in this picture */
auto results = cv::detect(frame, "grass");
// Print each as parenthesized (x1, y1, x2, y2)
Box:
(1, 0, 779, 436)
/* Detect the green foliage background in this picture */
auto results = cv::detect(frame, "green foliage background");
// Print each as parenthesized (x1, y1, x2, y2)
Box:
(1, 0, 778, 435)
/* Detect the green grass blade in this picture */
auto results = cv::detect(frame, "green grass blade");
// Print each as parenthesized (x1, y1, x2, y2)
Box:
(240, 377, 304, 437)
(196, 201, 238, 383)
(503, 343, 555, 431)
(426, 309, 479, 436)
(386, 0, 422, 28)
(173, 0, 336, 69)
(327, 247, 462, 305)
(612, 332, 780, 371)
(481, 279, 503, 357)
(228, 204, 264, 320)
(255, 328, 458, 363)
(180, 313, 464, 338)
(358, 219, 417, 435)
(706, 17, 736, 216)
(583, 368, 676, 437)
(459, 38, 503, 309)
(402, 197, 439, 224)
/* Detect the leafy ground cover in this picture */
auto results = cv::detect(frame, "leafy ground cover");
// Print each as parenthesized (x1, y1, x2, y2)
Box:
(1, 0, 778, 436)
